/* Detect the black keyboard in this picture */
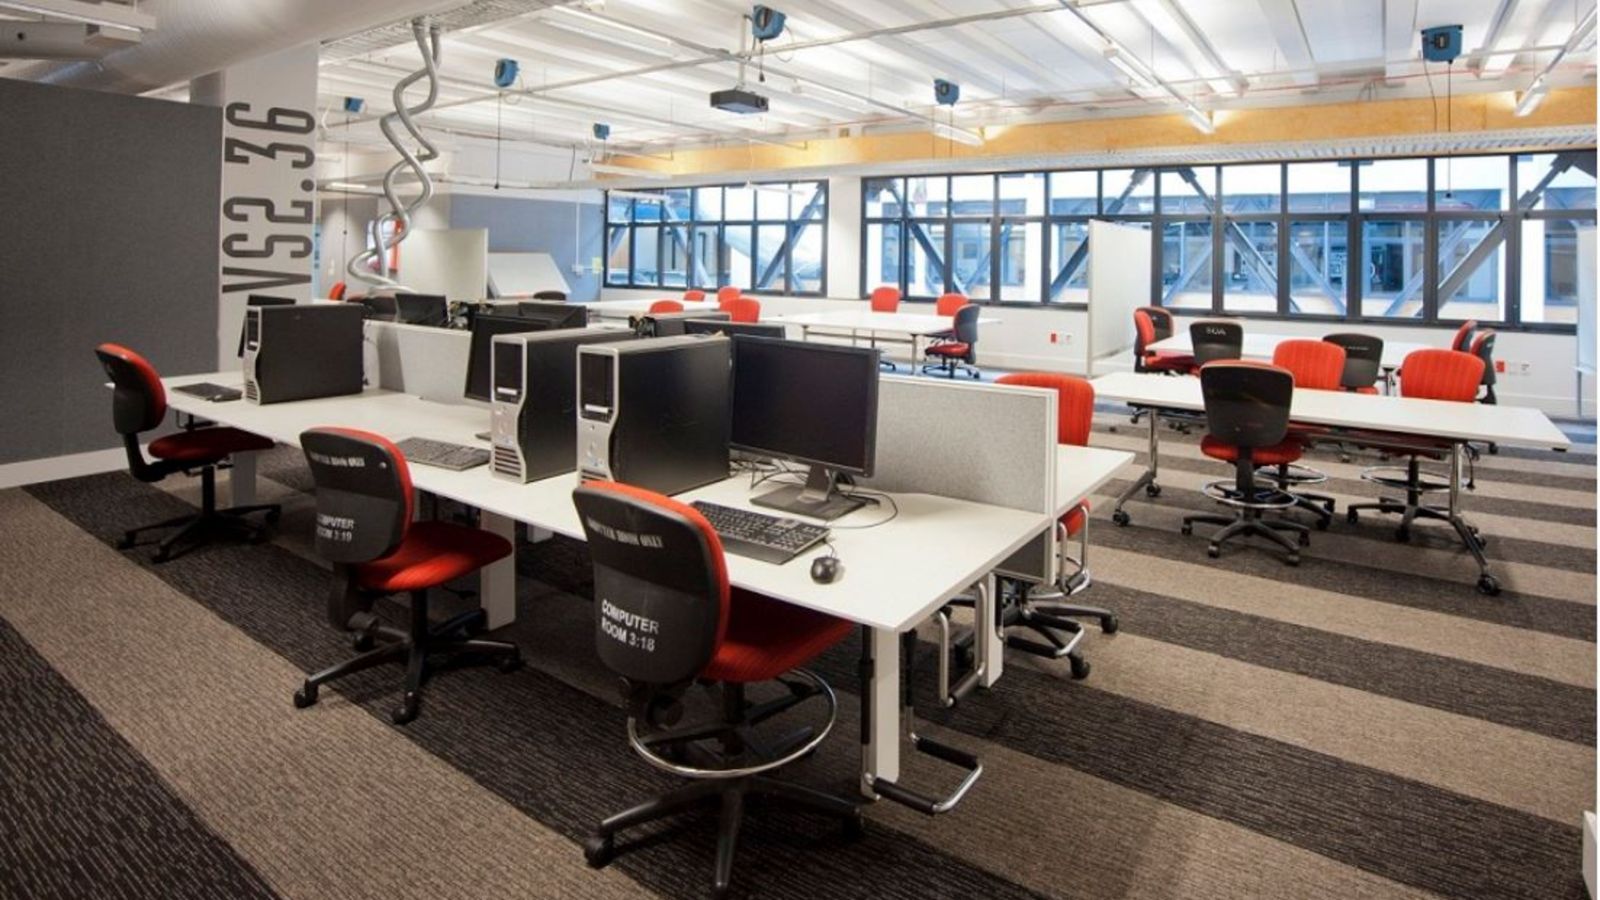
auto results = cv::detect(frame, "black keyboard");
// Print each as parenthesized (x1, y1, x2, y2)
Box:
(174, 382, 242, 402)
(691, 501, 828, 565)
(395, 437, 490, 471)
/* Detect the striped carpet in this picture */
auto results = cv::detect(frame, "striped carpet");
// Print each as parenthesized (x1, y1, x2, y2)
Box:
(0, 413, 1592, 900)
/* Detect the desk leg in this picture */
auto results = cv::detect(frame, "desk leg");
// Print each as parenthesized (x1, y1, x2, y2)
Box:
(911, 335, 921, 376)
(860, 625, 901, 798)
(1382, 365, 1398, 395)
(801, 325, 812, 343)
(974, 575, 1003, 688)
(230, 451, 258, 507)
(1446, 444, 1498, 594)
(479, 510, 517, 629)
(1111, 406, 1161, 526)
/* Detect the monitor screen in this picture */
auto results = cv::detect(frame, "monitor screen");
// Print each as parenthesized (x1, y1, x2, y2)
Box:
(516, 301, 587, 330)
(464, 313, 545, 402)
(395, 293, 449, 327)
(730, 337, 878, 476)
(683, 319, 786, 340)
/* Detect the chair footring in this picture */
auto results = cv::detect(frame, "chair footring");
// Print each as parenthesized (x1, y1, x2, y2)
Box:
(628, 670, 838, 779)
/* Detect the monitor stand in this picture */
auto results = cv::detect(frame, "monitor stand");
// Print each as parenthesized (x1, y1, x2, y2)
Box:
(751, 465, 865, 521)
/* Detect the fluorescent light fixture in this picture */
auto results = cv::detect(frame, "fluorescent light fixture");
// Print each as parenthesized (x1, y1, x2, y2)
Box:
(324, 181, 379, 193)
(0, 0, 155, 31)
(1184, 105, 1215, 134)
(1102, 44, 1158, 92)
(590, 162, 669, 180)
(745, 182, 809, 196)
(1514, 80, 1549, 117)
(932, 122, 984, 147)
(609, 190, 665, 203)
(549, 5, 675, 47)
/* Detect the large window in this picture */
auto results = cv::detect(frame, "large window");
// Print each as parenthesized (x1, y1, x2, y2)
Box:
(605, 181, 826, 295)
(858, 151, 1595, 329)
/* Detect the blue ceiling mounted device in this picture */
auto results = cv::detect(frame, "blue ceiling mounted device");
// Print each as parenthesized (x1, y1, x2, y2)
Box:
(342, 97, 365, 114)
(751, 5, 787, 41)
(1420, 25, 1463, 63)
(592, 123, 611, 141)
(493, 58, 520, 88)
(934, 79, 960, 106)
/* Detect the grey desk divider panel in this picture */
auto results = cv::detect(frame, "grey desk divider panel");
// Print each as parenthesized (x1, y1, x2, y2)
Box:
(861, 376, 1057, 582)
(364, 320, 472, 405)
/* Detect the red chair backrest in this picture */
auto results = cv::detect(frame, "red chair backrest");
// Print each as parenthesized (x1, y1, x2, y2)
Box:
(1450, 319, 1478, 352)
(869, 286, 901, 313)
(997, 373, 1094, 448)
(573, 481, 729, 685)
(1133, 309, 1157, 356)
(727, 297, 761, 323)
(1398, 349, 1485, 402)
(300, 427, 414, 564)
(716, 286, 742, 308)
(936, 293, 967, 317)
(95, 343, 167, 435)
(649, 299, 684, 314)
(329, 281, 347, 301)
(1272, 339, 1345, 391)
(682, 290, 706, 302)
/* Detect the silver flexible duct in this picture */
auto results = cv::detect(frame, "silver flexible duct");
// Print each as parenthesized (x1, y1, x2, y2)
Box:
(347, 18, 442, 289)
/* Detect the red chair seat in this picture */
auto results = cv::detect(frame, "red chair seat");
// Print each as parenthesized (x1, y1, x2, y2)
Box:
(1200, 435, 1303, 466)
(926, 342, 971, 358)
(1063, 500, 1089, 537)
(1144, 351, 1195, 372)
(700, 589, 853, 684)
(149, 427, 274, 463)
(356, 521, 513, 593)
(1352, 385, 1379, 395)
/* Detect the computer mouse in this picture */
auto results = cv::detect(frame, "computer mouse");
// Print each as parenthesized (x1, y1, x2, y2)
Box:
(810, 556, 842, 584)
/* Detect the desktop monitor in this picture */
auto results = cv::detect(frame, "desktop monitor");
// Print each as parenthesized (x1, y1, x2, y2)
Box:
(516, 300, 587, 330)
(464, 312, 546, 402)
(395, 292, 449, 327)
(236, 294, 295, 358)
(360, 294, 397, 320)
(730, 336, 879, 520)
(682, 318, 786, 340)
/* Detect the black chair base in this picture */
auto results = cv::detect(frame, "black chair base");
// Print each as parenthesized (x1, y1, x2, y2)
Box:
(947, 582, 1116, 681)
(116, 466, 279, 562)
(293, 591, 521, 725)
(1183, 509, 1309, 565)
(584, 774, 863, 900)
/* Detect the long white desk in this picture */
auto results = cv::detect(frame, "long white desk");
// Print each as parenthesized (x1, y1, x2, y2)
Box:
(1147, 331, 1428, 371)
(583, 298, 722, 318)
(162, 371, 1121, 806)
(776, 309, 1004, 374)
(1091, 371, 1570, 593)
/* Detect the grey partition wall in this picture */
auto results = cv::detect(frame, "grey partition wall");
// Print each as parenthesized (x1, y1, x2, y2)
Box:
(0, 78, 222, 465)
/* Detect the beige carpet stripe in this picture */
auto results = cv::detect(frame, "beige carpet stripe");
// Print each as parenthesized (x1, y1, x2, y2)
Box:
(1092, 545, 1595, 689)
(1084, 489, 1599, 606)
(1012, 632, 1593, 825)
(0, 490, 656, 900)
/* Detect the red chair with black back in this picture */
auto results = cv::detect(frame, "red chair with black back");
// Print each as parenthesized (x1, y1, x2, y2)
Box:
(869, 285, 902, 312)
(1133, 307, 1194, 374)
(923, 303, 981, 378)
(572, 482, 862, 899)
(727, 296, 761, 323)
(1346, 351, 1490, 579)
(649, 299, 684, 315)
(1450, 319, 1479, 352)
(1266, 339, 1346, 529)
(716, 285, 742, 310)
(94, 343, 280, 562)
(1323, 332, 1384, 394)
(292, 428, 521, 724)
(683, 289, 707, 302)
(1181, 362, 1311, 565)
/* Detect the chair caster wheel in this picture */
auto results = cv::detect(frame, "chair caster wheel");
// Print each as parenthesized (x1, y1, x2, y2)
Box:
(843, 811, 866, 842)
(248, 529, 270, 544)
(391, 692, 420, 725)
(1474, 534, 1488, 550)
(1315, 517, 1329, 531)
(1101, 615, 1119, 635)
(497, 653, 523, 674)
(1112, 510, 1131, 527)
(116, 534, 135, 550)
(1069, 655, 1090, 680)
(351, 631, 375, 651)
(293, 685, 317, 708)
(1180, 523, 1193, 536)
(1286, 553, 1301, 567)
(1206, 544, 1220, 558)
(1477, 574, 1502, 596)
(583, 834, 615, 868)
(1145, 484, 1161, 498)
(1346, 509, 1359, 524)
(152, 547, 172, 564)
(1298, 531, 1311, 547)
(1395, 527, 1410, 543)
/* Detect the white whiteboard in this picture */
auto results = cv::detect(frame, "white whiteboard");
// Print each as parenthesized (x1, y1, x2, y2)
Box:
(1578, 226, 1595, 376)
(488, 252, 571, 297)
(1086, 220, 1151, 377)
(399, 228, 489, 302)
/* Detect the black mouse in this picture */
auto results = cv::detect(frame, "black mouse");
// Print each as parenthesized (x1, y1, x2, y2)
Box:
(810, 556, 842, 584)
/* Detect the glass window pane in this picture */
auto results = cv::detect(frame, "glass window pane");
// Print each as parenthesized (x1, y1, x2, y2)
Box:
(1222, 220, 1277, 312)
(865, 222, 902, 292)
(660, 225, 688, 288)
(754, 223, 787, 290)
(1520, 217, 1592, 324)
(1435, 156, 1508, 211)
(906, 177, 949, 217)
(1436, 219, 1506, 322)
(605, 225, 630, 285)
(664, 188, 691, 222)
(791, 223, 823, 293)
(865, 178, 903, 217)
(1160, 166, 1215, 214)
(1222, 164, 1281, 214)
(694, 186, 722, 220)
(907, 221, 944, 296)
(607, 193, 631, 223)
(1360, 219, 1425, 318)
(1287, 162, 1350, 213)
(632, 194, 663, 223)
(950, 221, 992, 300)
(756, 185, 788, 221)
(1102, 168, 1155, 214)
(791, 182, 825, 220)
(633, 225, 660, 287)
(1049, 171, 1097, 215)
(1518, 152, 1598, 210)
(725, 186, 754, 220)
(1287, 221, 1347, 315)
(690, 225, 717, 289)
(1048, 221, 1091, 305)
(1161, 221, 1213, 310)
(998, 172, 1045, 216)
(950, 175, 994, 216)
(1359, 159, 1427, 212)
(998, 220, 1042, 302)
(721, 224, 752, 289)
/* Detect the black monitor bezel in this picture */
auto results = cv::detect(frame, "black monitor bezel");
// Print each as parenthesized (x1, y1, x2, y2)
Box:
(728, 335, 879, 478)
(464, 312, 546, 402)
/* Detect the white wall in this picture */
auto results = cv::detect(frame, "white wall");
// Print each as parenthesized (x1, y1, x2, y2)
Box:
(314, 193, 452, 296)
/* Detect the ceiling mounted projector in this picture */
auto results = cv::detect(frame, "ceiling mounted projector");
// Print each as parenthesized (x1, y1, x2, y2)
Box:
(711, 86, 769, 114)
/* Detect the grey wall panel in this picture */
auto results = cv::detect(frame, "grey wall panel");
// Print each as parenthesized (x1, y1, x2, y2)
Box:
(447, 194, 600, 301)
(0, 78, 221, 465)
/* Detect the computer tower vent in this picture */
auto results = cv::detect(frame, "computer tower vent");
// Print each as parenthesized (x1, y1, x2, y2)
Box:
(492, 445, 523, 480)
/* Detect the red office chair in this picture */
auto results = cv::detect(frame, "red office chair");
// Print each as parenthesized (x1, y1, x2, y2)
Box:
(1347, 350, 1487, 560)
(869, 285, 902, 312)
(683, 289, 707, 302)
(924, 292, 967, 342)
(292, 428, 521, 724)
(573, 482, 861, 899)
(1265, 339, 1346, 528)
(1133, 307, 1194, 374)
(649, 299, 684, 314)
(923, 303, 981, 378)
(94, 343, 280, 562)
(1181, 362, 1311, 565)
(716, 286, 742, 310)
(1450, 319, 1479, 352)
(726, 296, 761, 323)
(329, 281, 348, 301)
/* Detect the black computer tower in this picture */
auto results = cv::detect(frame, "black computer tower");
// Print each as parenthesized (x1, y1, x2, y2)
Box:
(577, 335, 731, 496)
(489, 328, 639, 483)
(242, 304, 366, 404)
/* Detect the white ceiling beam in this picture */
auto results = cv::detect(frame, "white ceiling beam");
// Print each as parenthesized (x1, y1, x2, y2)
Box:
(1129, 0, 1247, 95)
(1254, 0, 1319, 86)
(1382, 0, 1418, 83)
(0, 0, 155, 31)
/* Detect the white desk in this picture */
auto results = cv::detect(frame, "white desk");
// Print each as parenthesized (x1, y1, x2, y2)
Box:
(162, 371, 1068, 806)
(1147, 332, 1428, 370)
(583, 298, 722, 319)
(776, 309, 1003, 374)
(1091, 371, 1570, 592)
